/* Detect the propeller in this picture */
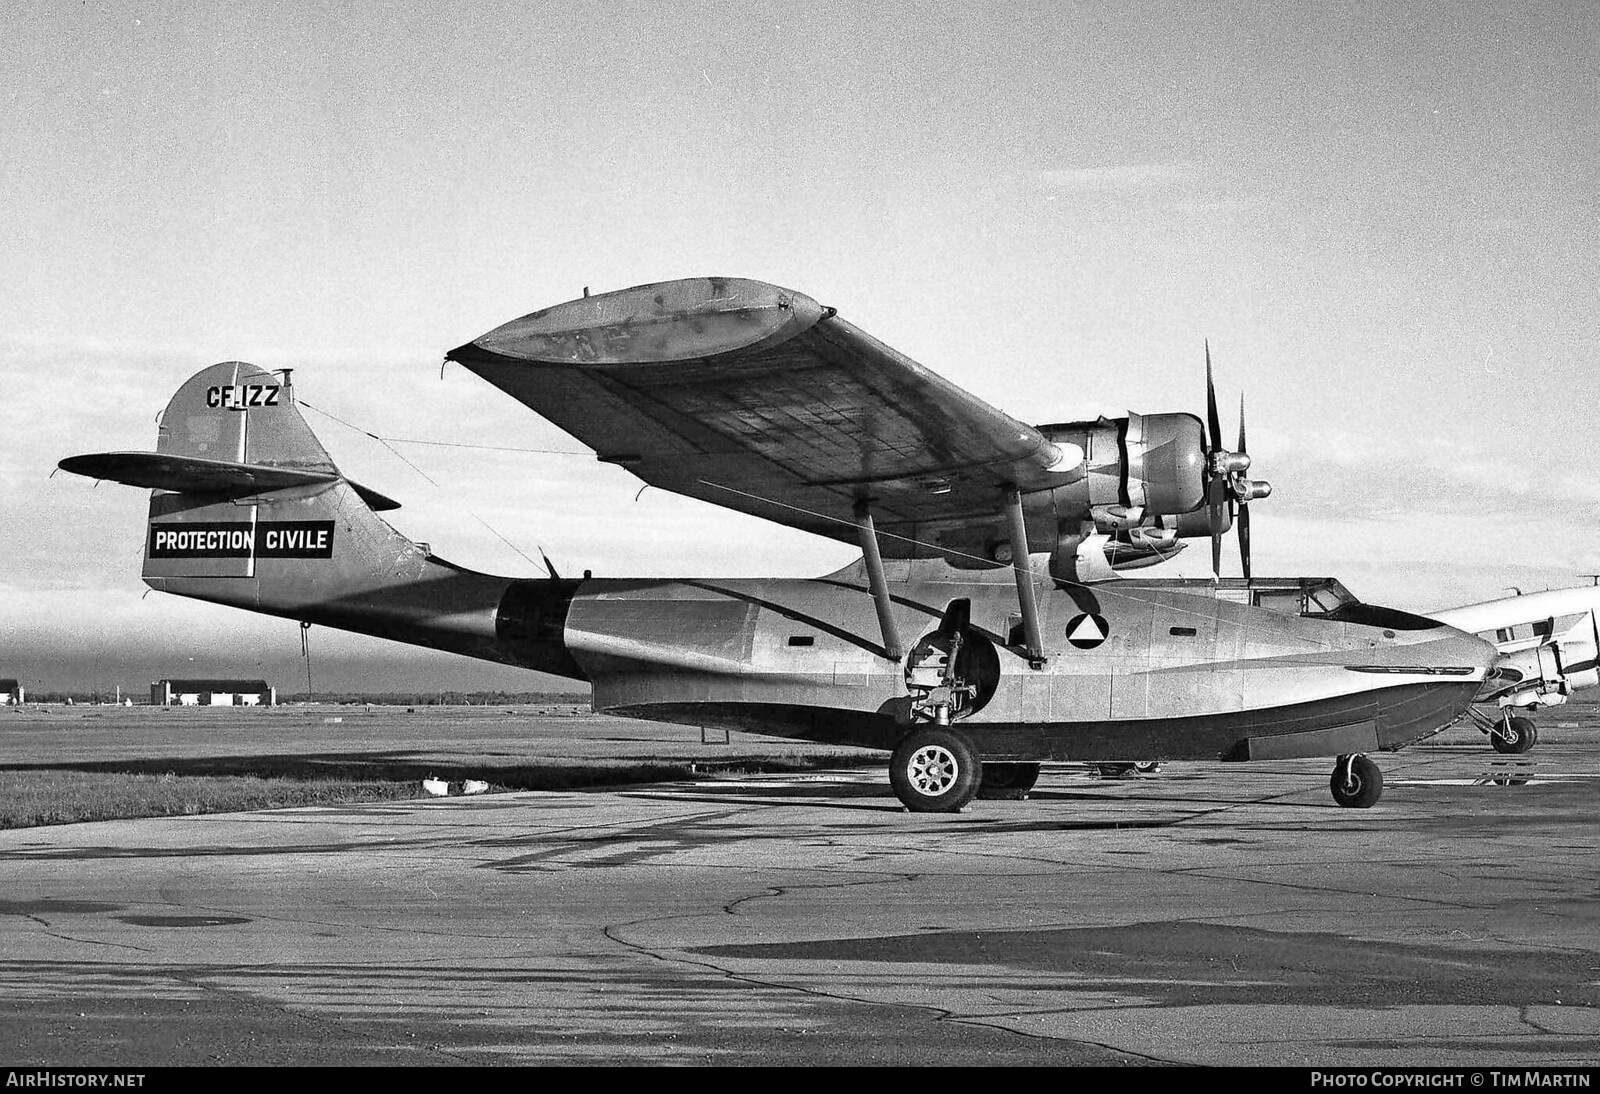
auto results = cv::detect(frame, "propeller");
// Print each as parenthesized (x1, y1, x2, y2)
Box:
(1201, 344, 1272, 580)
(1205, 343, 1226, 578)
(1237, 394, 1251, 580)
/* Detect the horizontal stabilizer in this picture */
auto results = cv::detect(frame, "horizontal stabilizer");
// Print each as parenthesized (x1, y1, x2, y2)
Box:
(58, 451, 401, 511)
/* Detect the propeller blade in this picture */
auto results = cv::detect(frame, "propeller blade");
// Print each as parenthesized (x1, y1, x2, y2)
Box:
(1239, 502, 1251, 582)
(1208, 475, 1224, 578)
(1205, 341, 1222, 456)
(1236, 393, 1252, 581)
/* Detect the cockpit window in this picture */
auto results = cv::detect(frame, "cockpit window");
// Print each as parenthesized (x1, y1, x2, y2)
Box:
(1250, 589, 1304, 615)
(1298, 579, 1442, 630)
(1308, 585, 1354, 614)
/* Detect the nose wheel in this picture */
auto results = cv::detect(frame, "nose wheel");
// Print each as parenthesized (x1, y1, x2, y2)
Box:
(1330, 753, 1383, 808)
(1491, 714, 1538, 755)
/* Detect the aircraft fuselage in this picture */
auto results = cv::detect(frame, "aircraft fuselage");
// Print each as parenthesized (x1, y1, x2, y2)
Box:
(151, 531, 1493, 764)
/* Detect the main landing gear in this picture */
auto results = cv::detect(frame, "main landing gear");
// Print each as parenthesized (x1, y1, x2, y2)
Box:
(884, 733, 1044, 810)
(978, 762, 1041, 800)
(889, 727, 982, 812)
(1095, 761, 1165, 779)
(1330, 753, 1383, 808)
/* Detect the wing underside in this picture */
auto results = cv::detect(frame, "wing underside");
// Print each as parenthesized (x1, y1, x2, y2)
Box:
(447, 278, 1077, 559)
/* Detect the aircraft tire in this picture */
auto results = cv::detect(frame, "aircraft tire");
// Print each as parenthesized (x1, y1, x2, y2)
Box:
(1098, 761, 1162, 778)
(1330, 754, 1383, 809)
(1492, 716, 1537, 755)
(890, 728, 981, 813)
(977, 762, 1040, 800)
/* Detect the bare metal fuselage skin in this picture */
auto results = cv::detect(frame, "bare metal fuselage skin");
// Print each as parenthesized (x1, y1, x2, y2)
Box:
(556, 570, 1492, 761)
(146, 484, 1492, 764)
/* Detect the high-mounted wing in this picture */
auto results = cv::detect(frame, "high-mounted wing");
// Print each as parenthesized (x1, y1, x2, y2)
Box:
(447, 278, 1079, 560)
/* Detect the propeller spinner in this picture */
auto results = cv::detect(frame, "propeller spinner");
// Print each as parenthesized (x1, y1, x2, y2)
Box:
(1202, 343, 1271, 580)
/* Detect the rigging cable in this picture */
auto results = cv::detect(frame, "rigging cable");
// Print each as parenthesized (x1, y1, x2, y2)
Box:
(297, 399, 561, 575)
(295, 400, 1318, 644)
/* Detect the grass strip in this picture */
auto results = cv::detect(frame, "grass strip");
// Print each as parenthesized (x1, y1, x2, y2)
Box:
(0, 755, 881, 829)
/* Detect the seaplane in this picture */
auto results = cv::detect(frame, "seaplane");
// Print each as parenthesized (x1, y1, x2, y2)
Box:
(58, 277, 1496, 812)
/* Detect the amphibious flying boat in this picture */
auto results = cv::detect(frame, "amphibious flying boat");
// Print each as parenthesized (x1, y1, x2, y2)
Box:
(59, 278, 1496, 812)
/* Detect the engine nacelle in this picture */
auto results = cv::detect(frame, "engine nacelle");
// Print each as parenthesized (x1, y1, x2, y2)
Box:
(1041, 412, 1207, 518)
(1486, 640, 1596, 708)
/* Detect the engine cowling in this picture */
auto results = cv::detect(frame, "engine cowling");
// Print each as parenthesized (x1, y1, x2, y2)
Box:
(1041, 412, 1207, 519)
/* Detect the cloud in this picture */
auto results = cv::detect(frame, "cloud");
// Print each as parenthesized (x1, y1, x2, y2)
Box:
(1249, 422, 1600, 521)
(1027, 162, 1206, 193)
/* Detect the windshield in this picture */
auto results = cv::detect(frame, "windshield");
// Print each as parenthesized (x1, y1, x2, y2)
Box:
(1254, 579, 1443, 630)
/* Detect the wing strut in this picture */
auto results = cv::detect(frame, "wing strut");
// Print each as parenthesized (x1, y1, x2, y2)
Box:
(1004, 487, 1048, 669)
(853, 500, 904, 661)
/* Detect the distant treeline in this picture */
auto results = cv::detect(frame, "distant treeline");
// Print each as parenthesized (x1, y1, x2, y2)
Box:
(281, 692, 592, 707)
(16, 691, 591, 707)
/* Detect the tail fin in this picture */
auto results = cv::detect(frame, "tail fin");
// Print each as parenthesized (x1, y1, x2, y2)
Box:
(60, 361, 585, 678)
(62, 360, 439, 610)
(159, 360, 335, 470)
(62, 361, 400, 586)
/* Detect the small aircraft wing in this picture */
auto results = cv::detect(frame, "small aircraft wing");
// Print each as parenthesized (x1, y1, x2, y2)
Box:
(447, 278, 1075, 558)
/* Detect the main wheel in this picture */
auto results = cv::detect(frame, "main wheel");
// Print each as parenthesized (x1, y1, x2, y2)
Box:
(978, 762, 1040, 800)
(1492, 715, 1537, 754)
(1132, 761, 1164, 774)
(890, 728, 981, 813)
(1329, 753, 1383, 808)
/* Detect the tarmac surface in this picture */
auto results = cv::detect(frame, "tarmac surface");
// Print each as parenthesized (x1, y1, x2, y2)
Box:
(1, 705, 1597, 1067)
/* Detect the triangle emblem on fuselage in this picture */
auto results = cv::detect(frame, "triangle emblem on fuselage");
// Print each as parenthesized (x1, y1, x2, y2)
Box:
(1065, 612, 1110, 649)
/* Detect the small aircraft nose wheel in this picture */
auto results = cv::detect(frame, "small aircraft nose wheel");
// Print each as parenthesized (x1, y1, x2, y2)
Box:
(889, 727, 981, 813)
(1491, 715, 1538, 755)
(1329, 753, 1383, 808)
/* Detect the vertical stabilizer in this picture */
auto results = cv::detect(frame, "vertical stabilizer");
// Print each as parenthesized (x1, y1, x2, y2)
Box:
(156, 361, 335, 471)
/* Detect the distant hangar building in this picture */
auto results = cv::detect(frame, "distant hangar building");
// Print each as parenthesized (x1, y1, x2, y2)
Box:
(0, 680, 23, 704)
(152, 679, 276, 707)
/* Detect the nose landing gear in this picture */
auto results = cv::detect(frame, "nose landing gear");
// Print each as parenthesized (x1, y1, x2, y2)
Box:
(1330, 753, 1383, 808)
(1490, 713, 1538, 755)
(1468, 707, 1540, 754)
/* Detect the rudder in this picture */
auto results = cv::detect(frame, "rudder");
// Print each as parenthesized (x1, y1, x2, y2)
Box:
(157, 361, 335, 471)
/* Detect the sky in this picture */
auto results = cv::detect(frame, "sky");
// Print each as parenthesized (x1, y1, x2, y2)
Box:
(2, 1, 1596, 693)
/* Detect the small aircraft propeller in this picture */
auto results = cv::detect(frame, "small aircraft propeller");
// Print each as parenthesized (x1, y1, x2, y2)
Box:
(1201, 344, 1272, 581)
